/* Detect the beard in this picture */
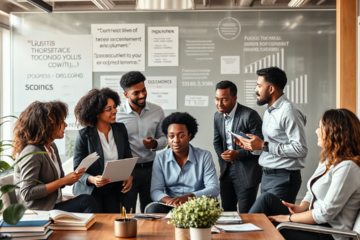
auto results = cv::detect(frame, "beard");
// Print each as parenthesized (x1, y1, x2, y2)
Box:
(256, 93, 271, 106)
(130, 96, 146, 107)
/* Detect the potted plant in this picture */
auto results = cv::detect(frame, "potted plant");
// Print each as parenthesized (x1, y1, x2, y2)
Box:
(168, 201, 192, 240)
(0, 116, 45, 234)
(186, 196, 223, 240)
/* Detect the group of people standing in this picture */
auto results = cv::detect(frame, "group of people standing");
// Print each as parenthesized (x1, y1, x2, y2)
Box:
(12, 67, 360, 240)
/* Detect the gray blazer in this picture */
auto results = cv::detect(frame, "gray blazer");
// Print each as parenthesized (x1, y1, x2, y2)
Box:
(14, 143, 64, 211)
(302, 160, 360, 240)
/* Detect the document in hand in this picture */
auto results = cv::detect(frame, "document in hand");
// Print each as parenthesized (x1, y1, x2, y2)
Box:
(101, 157, 138, 182)
(75, 152, 99, 171)
(215, 223, 263, 232)
(216, 212, 243, 224)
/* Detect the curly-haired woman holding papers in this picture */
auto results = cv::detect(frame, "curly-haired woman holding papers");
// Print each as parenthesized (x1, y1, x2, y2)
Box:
(73, 88, 133, 213)
(13, 101, 99, 212)
(242, 109, 360, 240)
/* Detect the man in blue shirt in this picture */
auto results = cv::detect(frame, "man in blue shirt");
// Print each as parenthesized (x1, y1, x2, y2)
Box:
(117, 71, 168, 213)
(147, 112, 219, 213)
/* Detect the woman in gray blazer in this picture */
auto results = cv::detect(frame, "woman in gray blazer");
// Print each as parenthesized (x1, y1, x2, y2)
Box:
(73, 88, 133, 213)
(13, 101, 99, 212)
(246, 109, 360, 240)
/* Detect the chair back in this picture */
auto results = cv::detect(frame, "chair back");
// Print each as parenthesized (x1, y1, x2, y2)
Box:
(352, 210, 360, 234)
(0, 173, 18, 208)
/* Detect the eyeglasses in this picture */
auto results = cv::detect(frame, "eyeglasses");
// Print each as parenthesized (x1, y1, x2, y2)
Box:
(168, 134, 186, 140)
(214, 98, 229, 104)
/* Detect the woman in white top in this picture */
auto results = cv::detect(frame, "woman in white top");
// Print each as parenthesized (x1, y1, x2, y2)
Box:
(245, 109, 360, 240)
(13, 101, 99, 212)
(73, 88, 133, 213)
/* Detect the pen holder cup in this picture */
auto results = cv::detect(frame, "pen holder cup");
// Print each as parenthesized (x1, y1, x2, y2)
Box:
(114, 218, 137, 238)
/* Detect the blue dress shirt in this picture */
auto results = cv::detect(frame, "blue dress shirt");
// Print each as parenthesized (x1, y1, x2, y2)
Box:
(150, 144, 220, 202)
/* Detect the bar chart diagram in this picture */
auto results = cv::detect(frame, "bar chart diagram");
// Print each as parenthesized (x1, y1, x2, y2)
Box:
(244, 80, 257, 106)
(244, 74, 308, 106)
(284, 74, 308, 104)
(244, 48, 285, 73)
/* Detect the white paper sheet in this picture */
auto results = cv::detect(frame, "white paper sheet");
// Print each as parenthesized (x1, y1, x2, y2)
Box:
(215, 223, 263, 232)
(75, 153, 99, 171)
(101, 157, 138, 182)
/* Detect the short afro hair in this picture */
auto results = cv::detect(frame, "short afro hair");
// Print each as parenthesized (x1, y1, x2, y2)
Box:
(74, 88, 120, 127)
(120, 71, 146, 91)
(162, 112, 198, 141)
(256, 67, 287, 90)
(216, 80, 237, 97)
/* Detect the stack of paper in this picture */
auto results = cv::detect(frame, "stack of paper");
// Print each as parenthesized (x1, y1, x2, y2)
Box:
(216, 212, 243, 224)
(215, 223, 263, 232)
(0, 215, 53, 239)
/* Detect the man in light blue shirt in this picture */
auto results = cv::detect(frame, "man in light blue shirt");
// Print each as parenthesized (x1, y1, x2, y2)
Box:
(237, 67, 307, 205)
(117, 71, 167, 213)
(147, 112, 219, 213)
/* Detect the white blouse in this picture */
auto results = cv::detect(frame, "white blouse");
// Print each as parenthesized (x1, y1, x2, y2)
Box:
(97, 127, 118, 164)
(44, 145, 62, 204)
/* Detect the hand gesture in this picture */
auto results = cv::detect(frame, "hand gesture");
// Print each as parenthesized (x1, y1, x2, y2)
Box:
(237, 134, 264, 151)
(143, 137, 157, 149)
(62, 168, 85, 186)
(89, 175, 111, 188)
(121, 175, 133, 193)
(221, 150, 239, 162)
(282, 200, 307, 214)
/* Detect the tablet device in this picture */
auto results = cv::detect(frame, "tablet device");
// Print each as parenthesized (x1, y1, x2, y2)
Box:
(101, 157, 138, 183)
(228, 131, 252, 140)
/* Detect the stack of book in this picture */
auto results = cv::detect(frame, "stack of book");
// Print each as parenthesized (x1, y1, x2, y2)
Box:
(46, 210, 96, 231)
(216, 211, 243, 224)
(0, 215, 53, 240)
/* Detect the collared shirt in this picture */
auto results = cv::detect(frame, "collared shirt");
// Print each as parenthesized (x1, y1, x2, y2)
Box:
(116, 101, 168, 164)
(97, 127, 118, 164)
(302, 160, 360, 240)
(254, 94, 307, 170)
(150, 144, 220, 202)
(223, 103, 238, 150)
(44, 145, 62, 203)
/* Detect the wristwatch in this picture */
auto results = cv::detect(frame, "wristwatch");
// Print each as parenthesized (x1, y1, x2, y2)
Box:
(262, 141, 269, 152)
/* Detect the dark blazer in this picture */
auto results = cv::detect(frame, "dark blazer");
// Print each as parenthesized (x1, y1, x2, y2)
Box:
(213, 103, 263, 189)
(72, 123, 133, 196)
(14, 143, 64, 210)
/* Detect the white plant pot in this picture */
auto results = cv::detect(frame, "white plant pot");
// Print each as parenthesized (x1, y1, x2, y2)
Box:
(190, 227, 211, 240)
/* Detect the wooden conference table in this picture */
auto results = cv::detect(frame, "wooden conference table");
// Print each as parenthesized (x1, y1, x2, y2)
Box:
(49, 214, 285, 240)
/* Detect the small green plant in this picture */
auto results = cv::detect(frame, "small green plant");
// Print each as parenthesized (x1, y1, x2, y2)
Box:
(0, 116, 45, 226)
(168, 196, 223, 229)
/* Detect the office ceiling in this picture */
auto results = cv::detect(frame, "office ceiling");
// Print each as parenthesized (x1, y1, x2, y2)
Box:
(2, 0, 336, 13)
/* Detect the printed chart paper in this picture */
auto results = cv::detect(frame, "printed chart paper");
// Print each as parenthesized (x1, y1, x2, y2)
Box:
(148, 27, 179, 66)
(145, 76, 177, 110)
(92, 24, 145, 72)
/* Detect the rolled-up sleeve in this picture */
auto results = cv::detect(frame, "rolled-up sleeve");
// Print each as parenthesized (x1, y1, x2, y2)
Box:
(269, 109, 308, 158)
(312, 162, 360, 224)
(150, 156, 168, 202)
(193, 152, 219, 198)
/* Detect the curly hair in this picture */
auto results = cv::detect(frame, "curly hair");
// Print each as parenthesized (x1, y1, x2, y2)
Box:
(256, 67, 287, 90)
(162, 112, 198, 141)
(74, 88, 120, 127)
(120, 71, 146, 91)
(12, 101, 68, 158)
(320, 109, 360, 168)
(216, 80, 237, 97)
